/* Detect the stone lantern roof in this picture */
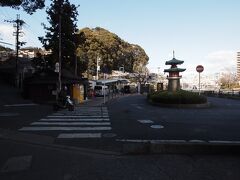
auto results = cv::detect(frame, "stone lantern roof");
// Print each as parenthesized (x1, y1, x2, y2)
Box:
(164, 67, 186, 73)
(165, 58, 184, 65)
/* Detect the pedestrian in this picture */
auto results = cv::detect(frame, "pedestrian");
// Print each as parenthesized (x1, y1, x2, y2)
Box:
(59, 86, 68, 104)
(121, 87, 124, 95)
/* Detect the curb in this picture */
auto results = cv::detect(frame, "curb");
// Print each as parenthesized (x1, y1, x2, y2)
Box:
(122, 141, 240, 155)
(148, 100, 211, 108)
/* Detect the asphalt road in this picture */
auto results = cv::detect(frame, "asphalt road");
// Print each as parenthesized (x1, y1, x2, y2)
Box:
(2, 93, 239, 152)
(108, 95, 240, 142)
(1, 88, 240, 179)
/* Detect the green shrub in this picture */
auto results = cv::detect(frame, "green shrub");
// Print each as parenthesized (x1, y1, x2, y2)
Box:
(148, 90, 207, 104)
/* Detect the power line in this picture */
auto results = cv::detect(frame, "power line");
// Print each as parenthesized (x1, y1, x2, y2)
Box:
(0, 40, 13, 46)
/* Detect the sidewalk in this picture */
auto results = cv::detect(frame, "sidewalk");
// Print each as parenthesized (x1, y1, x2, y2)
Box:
(77, 93, 126, 107)
(1, 136, 240, 180)
(0, 138, 118, 180)
(78, 97, 105, 106)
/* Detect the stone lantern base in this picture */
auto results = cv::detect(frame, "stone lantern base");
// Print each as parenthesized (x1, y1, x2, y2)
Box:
(167, 77, 181, 92)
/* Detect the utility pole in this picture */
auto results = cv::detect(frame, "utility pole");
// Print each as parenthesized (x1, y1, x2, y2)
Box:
(5, 14, 25, 87)
(97, 57, 100, 80)
(58, 0, 63, 95)
(58, 9, 62, 92)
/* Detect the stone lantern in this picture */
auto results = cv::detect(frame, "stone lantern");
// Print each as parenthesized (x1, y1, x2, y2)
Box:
(164, 52, 186, 92)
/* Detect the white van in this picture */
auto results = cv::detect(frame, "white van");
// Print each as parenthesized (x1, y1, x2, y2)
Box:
(94, 85, 109, 96)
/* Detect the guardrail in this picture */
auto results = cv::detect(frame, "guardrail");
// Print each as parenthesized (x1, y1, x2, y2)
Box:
(191, 89, 240, 99)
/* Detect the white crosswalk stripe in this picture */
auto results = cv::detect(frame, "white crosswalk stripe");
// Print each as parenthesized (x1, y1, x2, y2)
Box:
(31, 122, 111, 126)
(19, 126, 112, 131)
(19, 106, 112, 139)
(58, 133, 102, 138)
(39, 118, 110, 121)
(47, 115, 109, 118)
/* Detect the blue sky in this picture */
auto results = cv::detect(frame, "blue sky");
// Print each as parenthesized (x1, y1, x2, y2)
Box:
(1, 0, 240, 75)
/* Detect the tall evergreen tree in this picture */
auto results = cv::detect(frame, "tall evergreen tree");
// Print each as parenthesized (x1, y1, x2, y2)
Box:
(0, 0, 45, 14)
(39, 0, 79, 71)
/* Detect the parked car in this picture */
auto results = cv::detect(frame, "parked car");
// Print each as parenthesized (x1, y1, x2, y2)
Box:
(94, 85, 109, 97)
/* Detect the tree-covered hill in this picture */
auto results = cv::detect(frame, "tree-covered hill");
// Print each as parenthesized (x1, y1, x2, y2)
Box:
(76, 27, 149, 77)
(0, 45, 13, 52)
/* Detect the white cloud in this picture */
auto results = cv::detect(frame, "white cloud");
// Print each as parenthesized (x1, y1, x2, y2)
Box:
(203, 50, 236, 74)
(0, 24, 15, 46)
(169, 50, 236, 79)
(205, 50, 235, 65)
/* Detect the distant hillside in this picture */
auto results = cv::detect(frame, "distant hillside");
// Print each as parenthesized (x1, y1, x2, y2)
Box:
(77, 27, 149, 75)
(0, 45, 13, 52)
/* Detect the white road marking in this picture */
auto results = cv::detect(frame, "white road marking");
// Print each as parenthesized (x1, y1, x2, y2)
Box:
(31, 122, 111, 126)
(130, 104, 144, 109)
(136, 106, 143, 109)
(116, 139, 187, 143)
(116, 139, 151, 143)
(72, 110, 108, 112)
(40, 118, 110, 121)
(151, 140, 187, 143)
(47, 115, 109, 118)
(58, 133, 102, 138)
(150, 125, 164, 129)
(66, 114, 105, 116)
(52, 113, 65, 116)
(18, 106, 111, 138)
(19, 126, 112, 131)
(116, 139, 240, 144)
(69, 110, 108, 112)
(138, 120, 154, 124)
(4, 103, 38, 107)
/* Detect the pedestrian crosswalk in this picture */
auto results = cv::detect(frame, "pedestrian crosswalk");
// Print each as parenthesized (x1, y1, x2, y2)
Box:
(19, 106, 112, 139)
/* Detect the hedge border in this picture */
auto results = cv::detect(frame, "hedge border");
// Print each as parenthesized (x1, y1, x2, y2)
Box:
(148, 99, 210, 108)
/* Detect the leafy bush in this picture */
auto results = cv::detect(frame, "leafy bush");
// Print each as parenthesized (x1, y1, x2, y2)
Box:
(148, 90, 207, 104)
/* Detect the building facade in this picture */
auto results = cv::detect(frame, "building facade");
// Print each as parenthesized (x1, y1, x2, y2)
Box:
(237, 52, 240, 81)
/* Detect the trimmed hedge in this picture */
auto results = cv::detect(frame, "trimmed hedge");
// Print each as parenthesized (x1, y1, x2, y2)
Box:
(148, 90, 207, 104)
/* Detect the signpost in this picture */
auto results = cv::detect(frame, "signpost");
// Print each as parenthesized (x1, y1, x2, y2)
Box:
(196, 65, 204, 95)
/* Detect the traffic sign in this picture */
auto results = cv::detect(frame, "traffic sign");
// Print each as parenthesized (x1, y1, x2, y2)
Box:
(196, 65, 204, 73)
